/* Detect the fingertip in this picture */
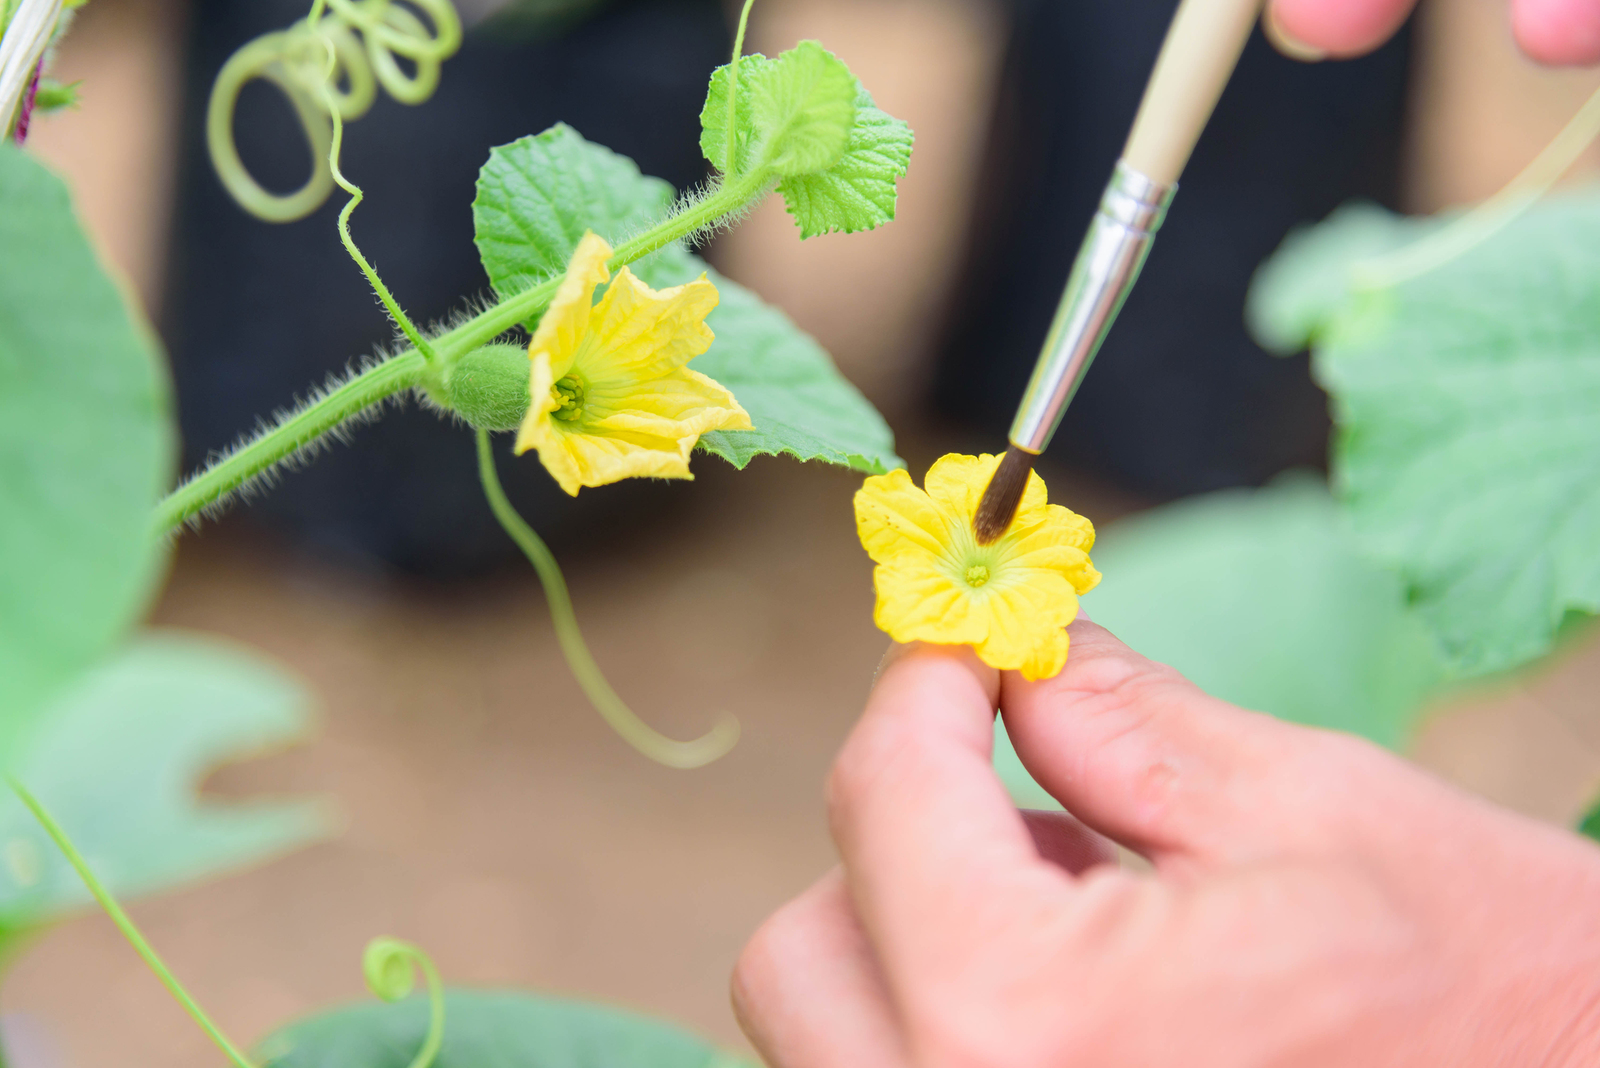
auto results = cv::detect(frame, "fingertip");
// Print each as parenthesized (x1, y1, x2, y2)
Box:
(1513, 0, 1600, 64)
(1268, 0, 1415, 58)
(874, 641, 1001, 711)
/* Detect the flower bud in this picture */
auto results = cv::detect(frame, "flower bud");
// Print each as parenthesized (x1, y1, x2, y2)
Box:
(426, 342, 530, 431)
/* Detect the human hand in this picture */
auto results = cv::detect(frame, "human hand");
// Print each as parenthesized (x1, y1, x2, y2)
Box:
(1266, 0, 1600, 65)
(732, 622, 1600, 1067)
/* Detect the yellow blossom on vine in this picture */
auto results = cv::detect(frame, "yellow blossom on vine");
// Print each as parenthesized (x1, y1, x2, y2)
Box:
(514, 231, 752, 495)
(855, 453, 1099, 681)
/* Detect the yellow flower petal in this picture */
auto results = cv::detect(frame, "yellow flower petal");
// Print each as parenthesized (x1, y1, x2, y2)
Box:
(581, 268, 718, 381)
(854, 468, 955, 562)
(872, 556, 988, 647)
(512, 231, 749, 495)
(529, 231, 611, 380)
(923, 452, 1048, 525)
(854, 453, 1099, 681)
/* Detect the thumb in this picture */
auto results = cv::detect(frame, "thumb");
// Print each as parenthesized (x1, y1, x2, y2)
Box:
(1000, 618, 1340, 865)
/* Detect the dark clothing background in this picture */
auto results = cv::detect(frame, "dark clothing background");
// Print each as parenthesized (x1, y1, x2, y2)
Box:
(161, 0, 729, 575)
(933, 0, 1411, 497)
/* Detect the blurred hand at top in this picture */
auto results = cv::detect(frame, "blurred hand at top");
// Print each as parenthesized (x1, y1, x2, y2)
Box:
(732, 623, 1600, 1067)
(1267, 0, 1600, 65)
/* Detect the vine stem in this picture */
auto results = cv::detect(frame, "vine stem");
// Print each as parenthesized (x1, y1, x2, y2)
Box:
(153, 348, 427, 532)
(317, 36, 437, 363)
(723, 0, 758, 176)
(475, 428, 740, 768)
(152, 171, 767, 534)
(1355, 80, 1600, 289)
(405, 954, 445, 1068)
(7, 777, 256, 1068)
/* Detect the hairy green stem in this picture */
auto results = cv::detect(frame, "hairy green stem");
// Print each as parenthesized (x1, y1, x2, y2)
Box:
(318, 39, 437, 363)
(475, 429, 739, 768)
(154, 173, 764, 533)
(9, 778, 256, 1068)
(154, 348, 427, 532)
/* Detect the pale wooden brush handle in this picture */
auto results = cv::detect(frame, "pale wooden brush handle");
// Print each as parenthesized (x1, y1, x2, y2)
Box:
(1123, 0, 1265, 185)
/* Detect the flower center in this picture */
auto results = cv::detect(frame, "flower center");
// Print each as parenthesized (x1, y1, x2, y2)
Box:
(964, 564, 991, 588)
(552, 375, 585, 422)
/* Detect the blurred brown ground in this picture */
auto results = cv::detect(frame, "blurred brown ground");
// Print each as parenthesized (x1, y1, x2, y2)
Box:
(10, 0, 1600, 1065)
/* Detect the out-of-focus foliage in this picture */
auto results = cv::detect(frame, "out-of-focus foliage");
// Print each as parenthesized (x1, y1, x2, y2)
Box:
(259, 990, 759, 1068)
(472, 124, 902, 474)
(0, 148, 324, 944)
(1245, 201, 1423, 355)
(1250, 192, 1600, 678)
(479, 0, 612, 40)
(0, 145, 173, 767)
(995, 477, 1447, 809)
(0, 635, 330, 950)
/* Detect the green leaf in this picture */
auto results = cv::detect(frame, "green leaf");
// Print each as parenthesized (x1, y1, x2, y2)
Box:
(1245, 201, 1428, 354)
(471, 126, 902, 475)
(258, 989, 758, 1068)
(776, 85, 913, 238)
(699, 42, 857, 180)
(472, 123, 676, 303)
(995, 476, 1446, 807)
(0, 633, 330, 937)
(1262, 192, 1600, 677)
(1580, 797, 1600, 843)
(0, 145, 174, 766)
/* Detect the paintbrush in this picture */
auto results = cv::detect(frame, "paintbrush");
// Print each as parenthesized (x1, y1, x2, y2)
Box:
(972, 0, 1265, 543)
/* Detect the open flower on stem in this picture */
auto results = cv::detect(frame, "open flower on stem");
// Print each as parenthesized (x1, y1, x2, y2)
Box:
(855, 453, 1100, 680)
(514, 231, 752, 495)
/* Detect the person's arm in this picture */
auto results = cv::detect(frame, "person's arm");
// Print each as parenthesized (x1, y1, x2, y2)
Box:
(1268, 0, 1600, 65)
(733, 623, 1600, 1067)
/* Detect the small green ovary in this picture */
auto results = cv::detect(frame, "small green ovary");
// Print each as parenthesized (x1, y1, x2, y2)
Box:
(964, 564, 991, 588)
(552, 375, 585, 422)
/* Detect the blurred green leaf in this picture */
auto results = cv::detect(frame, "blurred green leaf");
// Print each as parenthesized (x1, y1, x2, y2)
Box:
(776, 84, 913, 239)
(0, 633, 330, 938)
(0, 145, 173, 767)
(996, 477, 1446, 808)
(1580, 798, 1600, 843)
(471, 125, 901, 475)
(258, 990, 758, 1068)
(1252, 191, 1600, 677)
(1244, 201, 1424, 354)
(699, 43, 857, 180)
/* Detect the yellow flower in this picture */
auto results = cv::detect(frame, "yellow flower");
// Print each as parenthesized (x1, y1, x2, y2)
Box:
(855, 453, 1100, 681)
(514, 231, 753, 495)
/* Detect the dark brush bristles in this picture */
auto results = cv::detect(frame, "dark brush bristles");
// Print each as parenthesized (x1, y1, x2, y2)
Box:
(973, 445, 1036, 544)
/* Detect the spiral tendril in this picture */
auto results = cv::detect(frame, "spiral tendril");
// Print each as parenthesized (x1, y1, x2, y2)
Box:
(206, 0, 460, 222)
(363, 938, 446, 1068)
(475, 429, 742, 768)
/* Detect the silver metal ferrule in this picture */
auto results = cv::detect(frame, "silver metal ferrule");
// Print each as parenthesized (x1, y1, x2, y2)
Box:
(1008, 161, 1176, 454)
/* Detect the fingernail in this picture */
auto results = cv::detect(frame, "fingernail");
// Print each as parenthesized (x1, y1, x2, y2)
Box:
(1263, 6, 1328, 62)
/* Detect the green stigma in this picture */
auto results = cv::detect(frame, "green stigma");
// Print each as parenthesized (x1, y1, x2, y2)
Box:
(552, 375, 585, 422)
(964, 564, 990, 588)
